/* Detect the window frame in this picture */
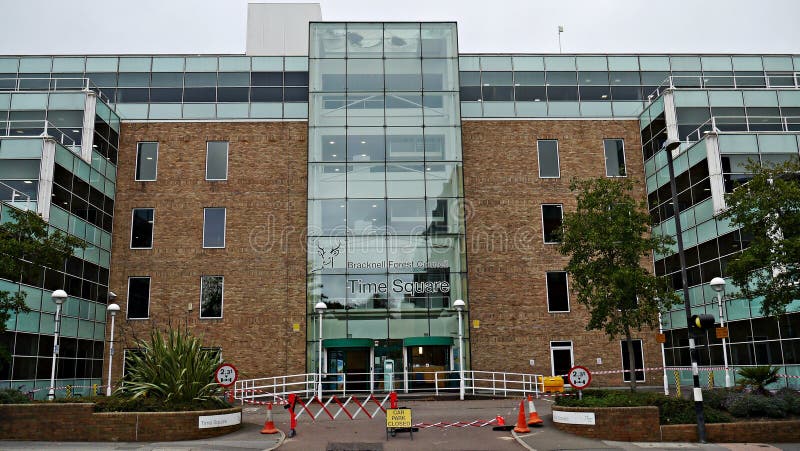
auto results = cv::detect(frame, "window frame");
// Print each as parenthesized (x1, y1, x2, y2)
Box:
(126, 276, 151, 320)
(134, 142, 158, 181)
(541, 203, 563, 244)
(199, 275, 224, 319)
(205, 140, 229, 181)
(130, 208, 154, 249)
(619, 338, 646, 382)
(537, 139, 560, 178)
(203, 207, 227, 248)
(549, 340, 574, 378)
(546, 270, 570, 313)
(603, 138, 627, 178)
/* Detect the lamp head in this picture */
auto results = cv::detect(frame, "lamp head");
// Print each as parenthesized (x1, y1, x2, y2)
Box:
(51, 289, 68, 305)
(453, 299, 465, 311)
(315, 301, 327, 314)
(107, 303, 120, 316)
(107, 291, 117, 302)
(709, 277, 726, 292)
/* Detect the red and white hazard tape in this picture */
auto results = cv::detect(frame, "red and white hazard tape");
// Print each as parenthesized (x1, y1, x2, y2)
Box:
(414, 419, 498, 429)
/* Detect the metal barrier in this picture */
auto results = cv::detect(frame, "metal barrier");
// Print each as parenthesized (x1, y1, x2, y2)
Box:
(647, 74, 800, 102)
(1, 120, 80, 150)
(235, 370, 545, 405)
(0, 180, 32, 211)
(0, 77, 113, 104)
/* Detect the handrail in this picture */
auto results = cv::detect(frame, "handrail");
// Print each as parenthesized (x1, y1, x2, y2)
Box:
(684, 115, 800, 142)
(0, 180, 32, 211)
(1, 120, 79, 149)
(0, 77, 113, 104)
(234, 369, 546, 404)
(647, 74, 800, 103)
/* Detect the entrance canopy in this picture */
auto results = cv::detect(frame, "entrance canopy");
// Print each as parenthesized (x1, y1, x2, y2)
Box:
(402, 336, 454, 347)
(322, 338, 374, 348)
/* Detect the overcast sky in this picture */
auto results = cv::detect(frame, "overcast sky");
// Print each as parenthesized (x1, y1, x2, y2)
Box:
(1, 0, 799, 55)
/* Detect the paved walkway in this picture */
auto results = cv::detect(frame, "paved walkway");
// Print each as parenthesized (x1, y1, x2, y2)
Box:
(1, 398, 798, 450)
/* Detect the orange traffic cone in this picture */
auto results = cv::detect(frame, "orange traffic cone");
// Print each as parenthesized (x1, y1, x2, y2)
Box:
(496, 415, 505, 426)
(260, 402, 280, 434)
(513, 400, 530, 433)
(526, 394, 544, 426)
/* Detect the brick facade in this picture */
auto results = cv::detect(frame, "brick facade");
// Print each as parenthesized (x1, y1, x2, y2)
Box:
(108, 119, 664, 388)
(109, 122, 308, 382)
(462, 120, 663, 387)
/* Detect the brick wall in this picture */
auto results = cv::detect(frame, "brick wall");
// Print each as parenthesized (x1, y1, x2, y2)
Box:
(109, 122, 308, 382)
(661, 420, 800, 443)
(0, 404, 241, 441)
(552, 405, 661, 441)
(462, 120, 663, 387)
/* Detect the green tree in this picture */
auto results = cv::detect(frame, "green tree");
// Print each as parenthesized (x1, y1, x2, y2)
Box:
(0, 208, 85, 362)
(558, 178, 680, 391)
(719, 159, 800, 316)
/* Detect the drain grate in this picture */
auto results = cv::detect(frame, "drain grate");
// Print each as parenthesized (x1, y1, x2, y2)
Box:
(326, 442, 384, 451)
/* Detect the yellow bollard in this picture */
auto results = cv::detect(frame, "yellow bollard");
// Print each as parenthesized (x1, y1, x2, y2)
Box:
(708, 371, 715, 389)
(92, 383, 98, 396)
(674, 370, 681, 398)
(65, 384, 72, 398)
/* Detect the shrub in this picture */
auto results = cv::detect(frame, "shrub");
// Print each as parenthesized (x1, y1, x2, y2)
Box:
(555, 389, 733, 424)
(0, 388, 31, 404)
(727, 392, 788, 418)
(92, 395, 227, 412)
(737, 366, 780, 395)
(115, 328, 225, 407)
(702, 388, 739, 410)
(775, 388, 800, 415)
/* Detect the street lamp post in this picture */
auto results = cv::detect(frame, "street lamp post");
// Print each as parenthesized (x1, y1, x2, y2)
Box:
(315, 301, 327, 400)
(48, 290, 68, 401)
(664, 137, 707, 442)
(106, 299, 120, 396)
(454, 299, 466, 401)
(710, 277, 731, 388)
(658, 312, 669, 395)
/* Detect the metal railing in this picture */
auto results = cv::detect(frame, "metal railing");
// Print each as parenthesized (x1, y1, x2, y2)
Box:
(0, 77, 113, 104)
(0, 180, 33, 212)
(235, 369, 545, 405)
(647, 74, 800, 102)
(1, 120, 80, 150)
(684, 116, 800, 142)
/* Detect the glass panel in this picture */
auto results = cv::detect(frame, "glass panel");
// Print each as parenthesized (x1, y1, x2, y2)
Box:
(348, 59, 384, 91)
(387, 163, 425, 197)
(421, 23, 456, 58)
(203, 207, 226, 248)
(135, 142, 158, 181)
(347, 163, 385, 198)
(127, 277, 150, 319)
(118, 57, 151, 72)
(538, 140, 560, 177)
(206, 141, 229, 180)
(425, 162, 462, 197)
(200, 276, 223, 318)
(384, 23, 421, 58)
(151, 57, 184, 72)
(309, 199, 347, 236)
(347, 24, 384, 58)
(385, 59, 421, 91)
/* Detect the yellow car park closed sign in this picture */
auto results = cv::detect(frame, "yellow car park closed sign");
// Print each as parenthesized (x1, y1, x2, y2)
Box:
(386, 408, 412, 428)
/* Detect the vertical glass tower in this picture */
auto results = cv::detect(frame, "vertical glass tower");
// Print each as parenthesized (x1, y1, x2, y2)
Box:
(306, 22, 468, 390)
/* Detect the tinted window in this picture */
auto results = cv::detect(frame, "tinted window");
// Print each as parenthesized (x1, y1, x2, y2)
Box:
(130, 208, 154, 248)
(538, 140, 560, 178)
(203, 207, 226, 248)
(546, 271, 569, 312)
(127, 277, 150, 319)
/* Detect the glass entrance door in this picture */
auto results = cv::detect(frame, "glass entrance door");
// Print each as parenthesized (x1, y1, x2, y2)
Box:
(326, 347, 372, 393)
(407, 345, 451, 390)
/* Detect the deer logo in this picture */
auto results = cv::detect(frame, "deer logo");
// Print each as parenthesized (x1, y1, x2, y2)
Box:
(311, 241, 342, 273)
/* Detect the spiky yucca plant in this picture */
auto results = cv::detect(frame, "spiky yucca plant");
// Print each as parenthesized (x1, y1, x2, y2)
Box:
(117, 328, 224, 406)
(737, 365, 780, 395)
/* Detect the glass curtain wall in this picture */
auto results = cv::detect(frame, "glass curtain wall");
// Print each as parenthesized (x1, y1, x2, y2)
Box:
(307, 22, 469, 375)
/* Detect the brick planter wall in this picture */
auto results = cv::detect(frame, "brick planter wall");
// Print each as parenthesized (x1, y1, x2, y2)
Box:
(0, 404, 241, 441)
(551, 405, 661, 441)
(661, 420, 800, 443)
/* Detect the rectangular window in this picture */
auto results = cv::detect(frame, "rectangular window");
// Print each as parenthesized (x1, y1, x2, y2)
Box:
(135, 142, 158, 181)
(550, 341, 573, 379)
(603, 139, 626, 177)
(537, 140, 560, 178)
(542, 204, 563, 243)
(130, 208, 154, 249)
(546, 271, 569, 312)
(200, 275, 224, 318)
(206, 141, 229, 180)
(127, 277, 150, 319)
(620, 339, 645, 382)
(203, 207, 226, 248)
